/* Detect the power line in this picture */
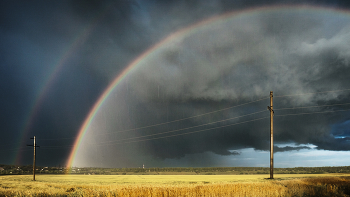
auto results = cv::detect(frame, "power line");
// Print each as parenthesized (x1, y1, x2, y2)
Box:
(16, 91, 350, 150)
(90, 109, 267, 142)
(37, 96, 269, 140)
(274, 88, 350, 98)
(274, 102, 350, 111)
(0, 147, 32, 152)
(24, 90, 350, 141)
(96, 96, 269, 136)
(0, 142, 22, 147)
(275, 108, 350, 117)
(32, 90, 350, 141)
(93, 116, 269, 146)
(40, 137, 75, 141)
(38, 109, 268, 149)
(0, 138, 23, 147)
(39, 145, 74, 150)
(8, 90, 349, 170)
(1, 97, 269, 148)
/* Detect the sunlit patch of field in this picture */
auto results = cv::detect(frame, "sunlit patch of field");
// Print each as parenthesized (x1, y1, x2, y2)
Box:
(1, 174, 350, 196)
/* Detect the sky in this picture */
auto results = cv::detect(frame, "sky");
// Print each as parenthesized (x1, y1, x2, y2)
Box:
(1, 0, 350, 168)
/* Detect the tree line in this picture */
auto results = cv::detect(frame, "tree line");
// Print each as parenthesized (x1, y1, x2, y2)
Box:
(1, 165, 350, 175)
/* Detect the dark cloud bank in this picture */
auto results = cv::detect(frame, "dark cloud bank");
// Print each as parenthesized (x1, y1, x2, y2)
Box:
(1, 0, 350, 167)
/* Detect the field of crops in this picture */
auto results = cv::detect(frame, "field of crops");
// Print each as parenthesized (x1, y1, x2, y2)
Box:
(1, 174, 350, 196)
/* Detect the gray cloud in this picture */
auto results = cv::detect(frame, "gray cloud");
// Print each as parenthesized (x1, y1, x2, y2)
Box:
(1, 0, 350, 167)
(274, 146, 311, 152)
(73, 8, 350, 168)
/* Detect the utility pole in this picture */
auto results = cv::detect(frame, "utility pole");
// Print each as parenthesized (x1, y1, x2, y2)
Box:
(27, 136, 39, 181)
(267, 91, 274, 179)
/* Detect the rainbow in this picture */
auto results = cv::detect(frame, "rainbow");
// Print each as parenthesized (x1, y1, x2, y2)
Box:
(13, 4, 112, 165)
(65, 5, 350, 168)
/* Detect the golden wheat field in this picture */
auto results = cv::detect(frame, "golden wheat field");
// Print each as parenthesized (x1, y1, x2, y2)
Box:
(1, 174, 350, 196)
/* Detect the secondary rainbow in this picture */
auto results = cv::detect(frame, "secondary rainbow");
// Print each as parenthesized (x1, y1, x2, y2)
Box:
(65, 5, 350, 168)
(13, 6, 110, 165)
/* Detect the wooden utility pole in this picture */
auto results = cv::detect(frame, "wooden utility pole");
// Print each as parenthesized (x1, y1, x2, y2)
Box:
(27, 136, 39, 181)
(267, 91, 274, 179)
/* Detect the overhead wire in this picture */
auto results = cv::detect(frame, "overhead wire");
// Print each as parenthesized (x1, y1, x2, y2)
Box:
(274, 102, 350, 111)
(90, 109, 267, 143)
(38, 96, 269, 140)
(274, 88, 350, 98)
(18, 95, 350, 148)
(0, 142, 22, 147)
(21, 90, 350, 149)
(0, 147, 32, 153)
(275, 108, 350, 117)
(4, 97, 269, 149)
(8, 89, 350, 151)
(94, 116, 270, 146)
(39, 145, 74, 150)
(0, 139, 23, 147)
(40, 108, 268, 148)
(96, 96, 269, 135)
(8, 90, 350, 149)
(40, 137, 76, 141)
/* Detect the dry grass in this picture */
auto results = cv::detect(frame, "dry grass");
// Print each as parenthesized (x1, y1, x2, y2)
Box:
(1, 174, 350, 196)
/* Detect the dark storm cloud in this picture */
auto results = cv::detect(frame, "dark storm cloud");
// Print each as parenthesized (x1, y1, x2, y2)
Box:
(67, 0, 230, 80)
(103, 8, 350, 162)
(274, 146, 311, 152)
(1, 0, 350, 167)
(1, 0, 226, 166)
